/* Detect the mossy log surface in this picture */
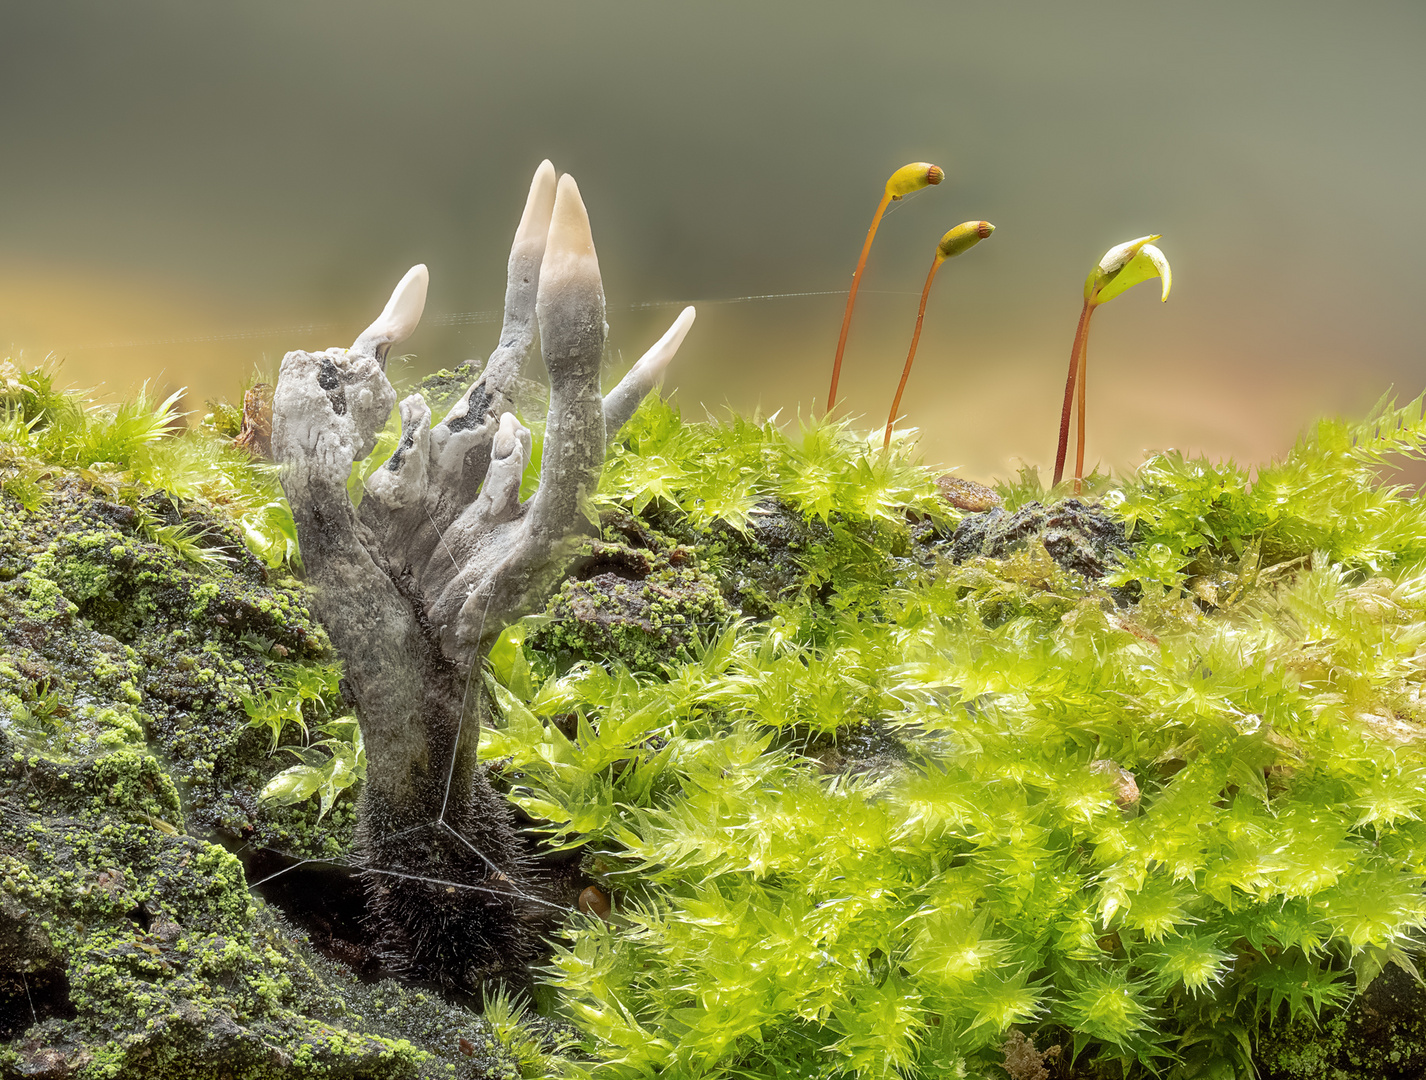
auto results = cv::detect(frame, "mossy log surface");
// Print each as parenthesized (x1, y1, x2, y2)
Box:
(7, 376, 1426, 1078)
(0, 476, 541, 1078)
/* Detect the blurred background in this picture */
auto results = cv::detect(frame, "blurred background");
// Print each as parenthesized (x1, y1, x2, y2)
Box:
(1, 1, 1422, 480)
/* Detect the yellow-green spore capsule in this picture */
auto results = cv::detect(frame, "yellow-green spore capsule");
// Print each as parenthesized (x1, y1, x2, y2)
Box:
(885, 161, 945, 200)
(936, 220, 995, 260)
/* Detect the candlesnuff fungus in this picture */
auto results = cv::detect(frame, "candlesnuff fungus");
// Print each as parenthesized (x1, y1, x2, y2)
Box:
(882, 220, 994, 449)
(271, 160, 695, 986)
(825, 161, 944, 414)
(1052, 235, 1171, 493)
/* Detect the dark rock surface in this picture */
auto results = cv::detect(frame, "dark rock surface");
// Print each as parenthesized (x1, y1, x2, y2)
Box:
(644, 497, 840, 617)
(941, 498, 1139, 606)
(529, 512, 728, 672)
(1256, 962, 1426, 1080)
(944, 498, 1133, 580)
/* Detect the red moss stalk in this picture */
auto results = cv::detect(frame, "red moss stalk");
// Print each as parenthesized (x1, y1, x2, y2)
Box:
(1052, 298, 1095, 488)
(826, 162, 944, 414)
(882, 220, 994, 450)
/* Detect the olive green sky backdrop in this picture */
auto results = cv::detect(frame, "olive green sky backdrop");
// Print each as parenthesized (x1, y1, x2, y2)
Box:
(1, 1, 1423, 479)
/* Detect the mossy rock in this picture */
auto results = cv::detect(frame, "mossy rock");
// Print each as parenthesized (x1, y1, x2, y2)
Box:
(1256, 963, 1426, 1080)
(528, 513, 728, 672)
(944, 497, 1135, 585)
(0, 477, 353, 859)
(0, 474, 535, 1079)
(12, 370, 1426, 1079)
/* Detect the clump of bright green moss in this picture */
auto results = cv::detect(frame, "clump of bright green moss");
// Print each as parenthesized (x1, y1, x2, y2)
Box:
(484, 394, 1426, 1079)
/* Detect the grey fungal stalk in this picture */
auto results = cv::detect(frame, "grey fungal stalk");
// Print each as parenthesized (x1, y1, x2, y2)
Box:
(270, 162, 695, 985)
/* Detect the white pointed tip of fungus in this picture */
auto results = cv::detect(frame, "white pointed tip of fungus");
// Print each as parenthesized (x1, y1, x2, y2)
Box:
(353, 264, 429, 354)
(632, 306, 696, 382)
(539, 174, 601, 296)
(492, 411, 520, 460)
(513, 160, 558, 254)
(1142, 243, 1172, 300)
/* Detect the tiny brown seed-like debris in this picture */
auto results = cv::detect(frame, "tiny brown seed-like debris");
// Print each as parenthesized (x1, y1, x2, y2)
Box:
(578, 885, 612, 921)
(1090, 759, 1141, 809)
(936, 476, 1002, 513)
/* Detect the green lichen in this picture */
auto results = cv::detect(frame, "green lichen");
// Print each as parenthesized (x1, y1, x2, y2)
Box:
(0, 474, 354, 860)
(0, 803, 537, 1077)
(1255, 963, 1426, 1079)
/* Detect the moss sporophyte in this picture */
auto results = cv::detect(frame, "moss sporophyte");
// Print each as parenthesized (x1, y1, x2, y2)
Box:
(1053, 235, 1173, 494)
(882, 220, 995, 449)
(825, 161, 944, 414)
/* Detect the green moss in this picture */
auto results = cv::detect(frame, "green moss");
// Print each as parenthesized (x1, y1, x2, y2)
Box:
(482, 394, 1426, 1079)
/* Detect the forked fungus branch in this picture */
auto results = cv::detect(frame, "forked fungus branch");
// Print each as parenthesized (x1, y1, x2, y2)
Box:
(270, 161, 694, 985)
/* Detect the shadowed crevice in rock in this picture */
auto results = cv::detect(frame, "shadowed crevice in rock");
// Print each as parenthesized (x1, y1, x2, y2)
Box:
(0, 895, 78, 1041)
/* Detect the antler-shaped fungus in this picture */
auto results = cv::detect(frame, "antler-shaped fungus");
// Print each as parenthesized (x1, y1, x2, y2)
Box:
(271, 161, 694, 986)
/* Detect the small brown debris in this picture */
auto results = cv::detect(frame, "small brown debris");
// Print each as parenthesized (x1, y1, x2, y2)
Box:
(1090, 759, 1141, 809)
(936, 475, 1002, 512)
(1108, 612, 1160, 645)
(17, 1046, 74, 1078)
(93, 869, 127, 896)
(578, 885, 612, 921)
(1002, 1030, 1060, 1080)
(151, 918, 183, 943)
(457, 1037, 476, 1056)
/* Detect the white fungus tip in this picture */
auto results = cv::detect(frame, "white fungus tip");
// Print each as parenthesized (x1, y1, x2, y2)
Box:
(513, 161, 558, 254)
(353, 264, 429, 356)
(538, 174, 601, 297)
(632, 306, 697, 382)
(492, 412, 521, 460)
